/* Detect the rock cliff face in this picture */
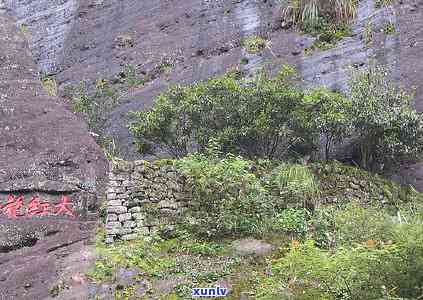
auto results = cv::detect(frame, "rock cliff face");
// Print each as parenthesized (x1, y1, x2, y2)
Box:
(3, 0, 79, 74)
(0, 0, 423, 297)
(0, 7, 108, 299)
(0, 10, 108, 213)
(1, 0, 423, 179)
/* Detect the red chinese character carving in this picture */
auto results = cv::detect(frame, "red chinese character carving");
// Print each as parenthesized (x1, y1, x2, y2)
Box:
(27, 196, 41, 217)
(2, 194, 24, 218)
(55, 196, 75, 218)
(26, 196, 54, 217)
(40, 202, 53, 216)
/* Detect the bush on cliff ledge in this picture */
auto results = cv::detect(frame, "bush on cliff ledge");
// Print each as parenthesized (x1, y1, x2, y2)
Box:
(129, 66, 315, 160)
(130, 65, 423, 173)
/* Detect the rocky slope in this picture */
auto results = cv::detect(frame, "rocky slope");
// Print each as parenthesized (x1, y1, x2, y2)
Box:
(1, 0, 423, 298)
(2, 0, 422, 154)
(0, 7, 107, 300)
(4, 0, 422, 190)
(0, 5, 108, 216)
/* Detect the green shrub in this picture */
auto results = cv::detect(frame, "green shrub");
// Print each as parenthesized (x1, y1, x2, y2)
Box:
(383, 22, 396, 34)
(259, 241, 392, 299)
(120, 64, 144, 86)
(310, 206, 337, 248)
(282, 0, 358, 32)
(41, 76, 58, 97)
(130, 64, 423, 175)
(312, 23, 352, 50)
(364, 21, 374, 45)
(175, 152, 331, 239)
(88, 235, 178, 283)
(242, 36, 268, 54)
(389, 222, 423, 296)
(72, 79, 120, 136)
(349, 65, 423, 171)
(258, 230, 423, 299)
(129, 66, 316, 159)
(375, 0, 395, 8)
(305, 88, 353, 160)
(274, 208, 309, 240)
(334, 202, 394, 246)
(175, 153, 276, 238)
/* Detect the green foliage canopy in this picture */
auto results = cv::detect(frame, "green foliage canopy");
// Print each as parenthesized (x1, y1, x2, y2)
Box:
(130, 65, 423, 172)
(129, 66, 314, 159)
(349, 66, 423, 170)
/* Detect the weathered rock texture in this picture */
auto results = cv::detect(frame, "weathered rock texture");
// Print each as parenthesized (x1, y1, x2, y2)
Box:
(105, 159, 422, 243)
(3, 0, 79, 74)
(105, 160, 191, 243)
(0, 219, 96, 300)
(0, 8, 107, 300)
(0, 10, 108, 215)
(3, 0, 421, 189)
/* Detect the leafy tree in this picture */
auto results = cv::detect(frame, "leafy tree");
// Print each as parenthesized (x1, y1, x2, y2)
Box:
(349, 66, 423, 171)
(129, 66, 316, 159)
(304, 88, 353, 160)
(130, 64, 423, 172)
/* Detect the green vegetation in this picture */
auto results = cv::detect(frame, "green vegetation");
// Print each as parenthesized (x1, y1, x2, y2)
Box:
(270, 164, 321, 208)
(274, 208, 309, 240)
(240, 57, 249, 65)
(94, 34, 423, 299)
(119, 64, 145, 87)
(383, 21, 396, 34)
(20, 23, 31, 39)
(102, 137, 119, 162)
(130, 65, 423, 172)
(41, 76, 58, 97)
(242, 36, 269, 54)
(175, 150, 274, 238)
(129, 65, 313, 160)
(364, 20, 374, 45)
(282, 0, 358, 31)
(71, 79, 121, 137)
(174, 153, 423, 238)
(281, 0, 356, 50)
(66, 63, 151, 143)
(91, 158, 423, 299)
(375, 0, 395, 8)
(89, 230, 241, 299)
(309, 23, 352, 51)
(305, 88, 353, 160)
(155, 58, 174, 77)
(349, 65, 423, 171)
(255, 203, 423, 299)
(281, 0, 396, 50)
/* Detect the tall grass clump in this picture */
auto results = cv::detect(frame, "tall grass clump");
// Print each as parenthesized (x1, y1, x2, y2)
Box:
(270, 164, 321, 208)
(282, 0, 358, 32)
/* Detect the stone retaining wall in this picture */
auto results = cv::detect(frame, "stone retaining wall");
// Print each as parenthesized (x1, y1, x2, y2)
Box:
(105, 160, 191, 243)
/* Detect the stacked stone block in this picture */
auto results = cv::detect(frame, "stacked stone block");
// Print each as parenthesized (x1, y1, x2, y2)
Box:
(105, 160, 191, 243)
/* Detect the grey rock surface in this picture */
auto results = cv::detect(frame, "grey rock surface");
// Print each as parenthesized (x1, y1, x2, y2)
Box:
(4, 0, 421, 190)
(231, 238, 274, 257)
(0, 11, 108, 204)
(0, 9, 106, 300)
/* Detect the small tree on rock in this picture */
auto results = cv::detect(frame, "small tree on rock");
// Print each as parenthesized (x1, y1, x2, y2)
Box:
(349, 66, 423, 170)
